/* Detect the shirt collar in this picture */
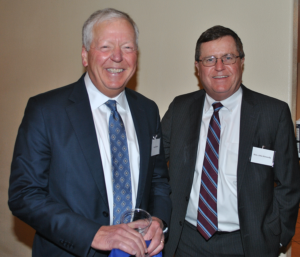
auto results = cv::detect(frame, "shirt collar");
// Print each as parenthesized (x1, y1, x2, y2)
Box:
(204, 86, 243, 113)
(84, 72, 127, 111)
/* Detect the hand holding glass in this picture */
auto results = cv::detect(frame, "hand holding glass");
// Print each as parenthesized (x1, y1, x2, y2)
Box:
(120, 208, 152, 236)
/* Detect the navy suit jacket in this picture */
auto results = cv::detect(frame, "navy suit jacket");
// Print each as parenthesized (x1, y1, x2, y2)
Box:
(162, 85, 300, 257)
(8, 75, 171, 257)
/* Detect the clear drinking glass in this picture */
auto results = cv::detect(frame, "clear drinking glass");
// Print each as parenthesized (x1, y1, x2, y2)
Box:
(120, 208, 152, 236)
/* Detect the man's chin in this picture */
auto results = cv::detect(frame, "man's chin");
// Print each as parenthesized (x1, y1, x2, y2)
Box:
(102, 84, 127, 97)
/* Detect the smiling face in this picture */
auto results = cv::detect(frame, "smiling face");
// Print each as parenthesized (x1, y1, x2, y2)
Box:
(81, 18, 137, 97)
(195, 36, 244, 101)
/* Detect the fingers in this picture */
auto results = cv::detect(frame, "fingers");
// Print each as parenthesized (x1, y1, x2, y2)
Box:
(143, 217, 163, 241)
(144, 217, 164, 256)
(148, 234, 164, 256)
(91, 224, 147, 257)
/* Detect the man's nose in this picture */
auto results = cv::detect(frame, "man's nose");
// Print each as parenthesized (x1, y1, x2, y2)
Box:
(215, 58, 225, 71)
(110, 47, 123, 62)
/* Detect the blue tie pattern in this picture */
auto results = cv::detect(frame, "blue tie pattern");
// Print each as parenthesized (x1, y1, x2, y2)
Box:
(197, 102, 223, 240)
(105, 100, 132, 225)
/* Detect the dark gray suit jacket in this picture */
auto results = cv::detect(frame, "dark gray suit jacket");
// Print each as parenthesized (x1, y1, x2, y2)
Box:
(162, 85, 300, 257)
(8, 75, 171, 257)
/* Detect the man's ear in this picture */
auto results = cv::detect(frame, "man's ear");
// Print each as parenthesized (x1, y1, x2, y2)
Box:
(240, 57, 245, 72)
(81, 46, 88, 67)
(195, 61, 200, 75)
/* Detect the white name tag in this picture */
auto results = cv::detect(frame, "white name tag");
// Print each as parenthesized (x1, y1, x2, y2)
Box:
(250, 147, 275, 167)
(151, 136, 160, 156)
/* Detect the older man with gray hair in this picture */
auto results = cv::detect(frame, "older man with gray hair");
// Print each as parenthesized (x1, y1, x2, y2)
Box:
(8, 8, 171, 257)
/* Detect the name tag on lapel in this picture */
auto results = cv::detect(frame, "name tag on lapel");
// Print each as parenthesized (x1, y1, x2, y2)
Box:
(151, 135, 160, 156)
(250, 147, 275, 167)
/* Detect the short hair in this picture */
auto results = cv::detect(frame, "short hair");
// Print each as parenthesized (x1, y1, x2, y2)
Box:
(82, 8, 139, 51)
(195, 25, 245, 61)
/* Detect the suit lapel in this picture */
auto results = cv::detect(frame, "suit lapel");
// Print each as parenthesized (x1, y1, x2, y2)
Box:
(184, 92, 206, 191)
(237, 85, 259, 193)
(181, 87, 257, 195)
(125, 89, 150, 208)
(66, 76, 108, 206)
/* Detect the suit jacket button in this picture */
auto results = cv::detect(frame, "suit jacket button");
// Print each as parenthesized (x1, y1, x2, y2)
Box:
(179, 221, 182, 226)
(103, 211, 109, 217)
(185, 196, 189, 201)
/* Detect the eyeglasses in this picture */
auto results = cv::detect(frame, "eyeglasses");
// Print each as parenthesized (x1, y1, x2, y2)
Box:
(199, 54, 240, 67)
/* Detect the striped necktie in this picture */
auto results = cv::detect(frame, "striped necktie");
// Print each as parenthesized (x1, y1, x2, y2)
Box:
(197, 102, 223, 240)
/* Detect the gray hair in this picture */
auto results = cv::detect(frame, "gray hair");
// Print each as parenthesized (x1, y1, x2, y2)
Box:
(82, 8, 139, 51)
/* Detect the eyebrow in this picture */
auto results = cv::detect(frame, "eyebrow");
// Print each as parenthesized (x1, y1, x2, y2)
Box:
(202, 53, 235, 58)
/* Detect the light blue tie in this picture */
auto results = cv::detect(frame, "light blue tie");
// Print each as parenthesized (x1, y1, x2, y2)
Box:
(105, 100, 132, 225)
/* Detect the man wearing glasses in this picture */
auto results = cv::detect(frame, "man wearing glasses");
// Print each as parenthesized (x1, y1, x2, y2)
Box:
(162, 25, 300, 257)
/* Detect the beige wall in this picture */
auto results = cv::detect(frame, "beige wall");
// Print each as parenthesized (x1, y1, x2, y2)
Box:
(0, 0, 297, 256)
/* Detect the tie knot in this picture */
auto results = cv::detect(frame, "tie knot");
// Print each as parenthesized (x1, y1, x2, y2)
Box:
(213, 102, 223, 113)
(105, 100, 117, 112)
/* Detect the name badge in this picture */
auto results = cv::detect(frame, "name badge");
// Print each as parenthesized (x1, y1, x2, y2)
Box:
(151, 135, 160, 156)
(250, 147, 275, 167)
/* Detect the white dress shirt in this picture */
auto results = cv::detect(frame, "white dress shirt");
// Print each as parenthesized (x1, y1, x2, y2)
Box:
(84, 73, 140, 225)
(185, 87, 242, 232)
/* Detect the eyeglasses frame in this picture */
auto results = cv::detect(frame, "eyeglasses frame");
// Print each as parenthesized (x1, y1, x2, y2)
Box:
(199, 54, 241, 67)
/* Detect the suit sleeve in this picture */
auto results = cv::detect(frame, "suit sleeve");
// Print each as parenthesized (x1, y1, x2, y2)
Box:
(8, 97, 100, 256)
(147, 104, 172, 227)
(273, 103, 300, 246)
(161, 101, 174, 162)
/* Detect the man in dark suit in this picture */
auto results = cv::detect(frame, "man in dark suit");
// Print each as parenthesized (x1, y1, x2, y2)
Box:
(8, 8, 171, 257)
(162, 25, 300, 257)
